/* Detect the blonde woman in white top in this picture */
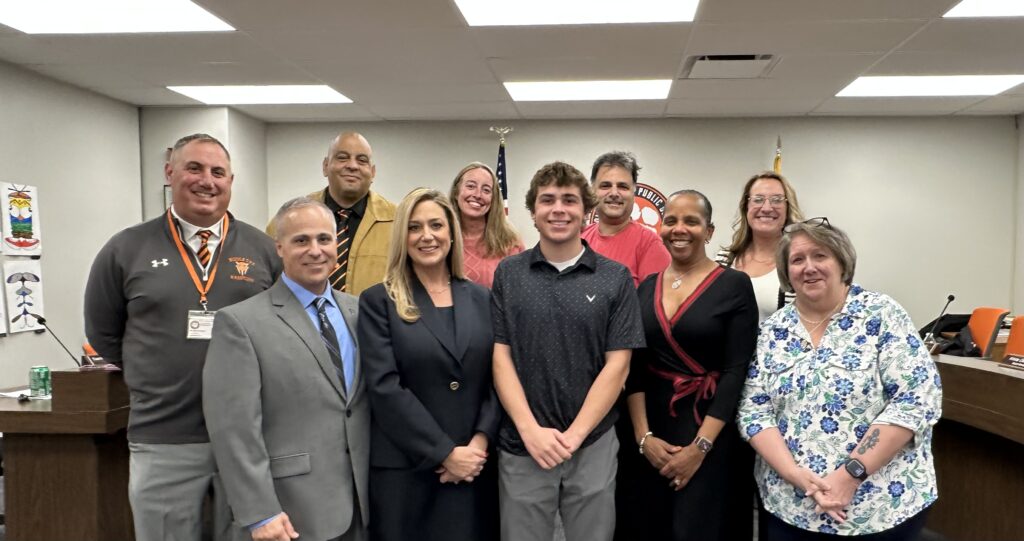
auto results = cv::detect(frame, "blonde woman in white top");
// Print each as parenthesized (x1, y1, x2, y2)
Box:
(717, 171, 804, 322)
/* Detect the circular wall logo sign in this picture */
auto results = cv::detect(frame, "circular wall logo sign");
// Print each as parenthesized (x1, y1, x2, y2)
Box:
(588, 182, 667, 232)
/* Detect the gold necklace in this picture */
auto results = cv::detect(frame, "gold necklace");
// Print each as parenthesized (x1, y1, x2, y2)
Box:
(427, 281, 451, 294)
(796, 290, 847, 333)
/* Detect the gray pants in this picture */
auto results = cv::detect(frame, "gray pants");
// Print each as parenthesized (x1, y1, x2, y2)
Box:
(128, 442, 236, 541)
(499, 430, 618, 541)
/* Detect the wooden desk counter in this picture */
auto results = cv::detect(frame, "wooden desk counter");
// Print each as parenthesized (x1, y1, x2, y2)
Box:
(0, 369, 134, 541)
(927, 355, 1024, 541)
(0, 399, 129, 434)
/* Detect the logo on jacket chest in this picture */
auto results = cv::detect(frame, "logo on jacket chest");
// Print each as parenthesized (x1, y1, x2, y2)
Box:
(228, 256, 256, 283)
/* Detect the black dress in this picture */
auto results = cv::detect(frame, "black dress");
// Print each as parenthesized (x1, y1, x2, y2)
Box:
(625, 266, 758, 541)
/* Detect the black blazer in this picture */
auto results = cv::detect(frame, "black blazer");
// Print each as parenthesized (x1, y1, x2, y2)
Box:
(358, 277, 501, 470)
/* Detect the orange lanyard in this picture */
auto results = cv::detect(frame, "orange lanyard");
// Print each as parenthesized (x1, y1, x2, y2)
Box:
(166, 210, 230, 309)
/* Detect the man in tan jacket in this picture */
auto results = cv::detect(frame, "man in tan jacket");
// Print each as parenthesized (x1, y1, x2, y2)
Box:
(268, 131, 396, 296)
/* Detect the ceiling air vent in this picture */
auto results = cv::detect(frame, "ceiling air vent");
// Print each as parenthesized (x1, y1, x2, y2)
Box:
(682, 54, 777, 79)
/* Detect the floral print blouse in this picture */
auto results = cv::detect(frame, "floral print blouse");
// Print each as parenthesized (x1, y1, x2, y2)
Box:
(737, 284, 942, 535)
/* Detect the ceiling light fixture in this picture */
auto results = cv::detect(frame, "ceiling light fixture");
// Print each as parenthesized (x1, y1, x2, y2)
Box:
(454, 0, 700, 26)
(944, 0, 1024, 18)
(0, 0, 234, 34)
(167, 85, 352, 105)
(836, 75, 1024, 97)
(504, 80, 672, 101)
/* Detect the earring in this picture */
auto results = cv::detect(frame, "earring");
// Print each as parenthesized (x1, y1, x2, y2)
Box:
(704, 239, 710, 245)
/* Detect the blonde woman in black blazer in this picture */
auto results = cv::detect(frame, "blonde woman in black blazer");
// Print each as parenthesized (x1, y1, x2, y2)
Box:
(358, 188, 500, 541)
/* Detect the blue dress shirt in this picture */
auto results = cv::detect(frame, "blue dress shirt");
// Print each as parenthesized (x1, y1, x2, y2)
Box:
(281, 273, 356, 390)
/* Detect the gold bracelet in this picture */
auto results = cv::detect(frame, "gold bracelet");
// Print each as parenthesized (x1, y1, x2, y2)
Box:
(638, 431, 654, 455)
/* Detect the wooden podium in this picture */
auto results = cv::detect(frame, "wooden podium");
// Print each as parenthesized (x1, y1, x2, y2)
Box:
(0, 368, 133, 541)
(929, 355, 1024, 541)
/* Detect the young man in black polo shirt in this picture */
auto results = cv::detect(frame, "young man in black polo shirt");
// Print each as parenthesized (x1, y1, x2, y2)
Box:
(491, 161, 644, 541)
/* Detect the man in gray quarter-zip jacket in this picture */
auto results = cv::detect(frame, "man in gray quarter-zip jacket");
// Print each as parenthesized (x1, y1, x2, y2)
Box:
(85, 133, 282, 541)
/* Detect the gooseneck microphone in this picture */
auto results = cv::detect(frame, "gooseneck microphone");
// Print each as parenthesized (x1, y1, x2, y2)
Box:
(31, 315, 82, 367)
(923, 294, 955, 355)
(926, 294, 956, 338)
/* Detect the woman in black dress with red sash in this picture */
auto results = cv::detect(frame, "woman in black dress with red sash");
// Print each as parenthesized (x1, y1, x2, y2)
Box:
(626, 190, 758, 541)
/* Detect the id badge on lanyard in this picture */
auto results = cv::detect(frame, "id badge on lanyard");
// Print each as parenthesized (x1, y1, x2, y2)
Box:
(167, 210, 230, 340)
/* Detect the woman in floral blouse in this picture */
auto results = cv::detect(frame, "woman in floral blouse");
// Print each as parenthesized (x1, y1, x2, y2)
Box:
(737, 218, 942, 540)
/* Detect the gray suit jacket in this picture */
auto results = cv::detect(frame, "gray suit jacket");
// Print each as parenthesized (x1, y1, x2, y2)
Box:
(203, 278, 369, 541)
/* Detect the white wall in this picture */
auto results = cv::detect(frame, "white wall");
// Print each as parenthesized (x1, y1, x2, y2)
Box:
(1014, 114, 1024, 315)
(267, 117, 1018, 325)
(140, 107, 267, 225)
(139, 107, 229, 220)
(226, 110, 268, 227)
(0, 61, 141, 386)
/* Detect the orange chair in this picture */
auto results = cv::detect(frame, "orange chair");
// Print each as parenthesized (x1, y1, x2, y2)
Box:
(967, 307, 1010, 358)
(1003, 316, 1024, 358)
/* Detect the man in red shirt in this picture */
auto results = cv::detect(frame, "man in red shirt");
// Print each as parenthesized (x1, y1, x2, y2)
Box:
(581, 151, 670, 287)
(582, 151, 671, 541)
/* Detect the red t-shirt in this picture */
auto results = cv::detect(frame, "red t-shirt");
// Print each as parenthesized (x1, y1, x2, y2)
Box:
(581, 221, 670, 287)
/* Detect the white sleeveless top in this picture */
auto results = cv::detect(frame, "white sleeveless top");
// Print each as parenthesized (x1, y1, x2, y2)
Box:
(715, 249, 792, 323)
(748, 270, 783, 323)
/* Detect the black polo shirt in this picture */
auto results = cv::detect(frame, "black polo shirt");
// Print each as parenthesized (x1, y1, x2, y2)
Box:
(491, 241, 645, 455)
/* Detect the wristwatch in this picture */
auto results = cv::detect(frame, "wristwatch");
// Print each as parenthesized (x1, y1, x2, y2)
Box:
(693, 436, 713, 454)
(844, 458, 868, 481)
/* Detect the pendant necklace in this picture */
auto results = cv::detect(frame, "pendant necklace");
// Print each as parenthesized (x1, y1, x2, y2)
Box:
(669, 269, 688, 289)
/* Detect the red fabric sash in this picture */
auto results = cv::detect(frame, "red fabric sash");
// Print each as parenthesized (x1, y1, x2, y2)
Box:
(650, 266, 724, 425)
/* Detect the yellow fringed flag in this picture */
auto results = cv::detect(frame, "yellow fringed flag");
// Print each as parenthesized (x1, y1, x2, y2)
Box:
(773, 135, 782, 173)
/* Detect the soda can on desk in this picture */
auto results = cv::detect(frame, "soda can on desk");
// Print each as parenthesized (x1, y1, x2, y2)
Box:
(30, 365, 51, 397)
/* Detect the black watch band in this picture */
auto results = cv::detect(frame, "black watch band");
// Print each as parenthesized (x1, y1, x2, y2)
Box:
(844, 458, 868, 481)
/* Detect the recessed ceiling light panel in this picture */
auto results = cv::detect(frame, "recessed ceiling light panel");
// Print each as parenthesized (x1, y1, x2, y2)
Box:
(167, 85, 352, 105)
(944, 0, 1024, 18)
(0, 0, 234, 34)
(504, 80, 672, 101)
(455, 0, 699, 26)
(836, 75, 1024, 97)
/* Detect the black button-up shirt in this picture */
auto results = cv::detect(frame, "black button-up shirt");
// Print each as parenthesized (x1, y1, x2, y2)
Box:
(491, 241, 645, 455)
(323, 189, 368, 290)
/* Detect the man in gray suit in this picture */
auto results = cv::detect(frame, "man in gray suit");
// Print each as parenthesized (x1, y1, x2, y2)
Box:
(204, 196, 369, 541)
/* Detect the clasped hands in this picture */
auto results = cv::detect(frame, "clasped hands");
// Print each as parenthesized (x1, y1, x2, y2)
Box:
(789, 466, 860, 523)
(640, 435, 704, 491)
(521, 424, 585, 469)
(436, 433, 490, 484)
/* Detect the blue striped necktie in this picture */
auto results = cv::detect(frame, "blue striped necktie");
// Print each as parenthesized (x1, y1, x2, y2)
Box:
(314, 297, 347, 392)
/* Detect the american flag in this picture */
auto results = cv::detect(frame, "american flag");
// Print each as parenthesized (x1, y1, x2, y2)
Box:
(496, 141, 509, 215)
(773, 135, 782, 174)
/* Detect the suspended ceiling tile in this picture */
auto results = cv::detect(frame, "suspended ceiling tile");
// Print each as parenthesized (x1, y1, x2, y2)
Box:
(813, 96, 986, 115)
(666, 97, 820, 116)
(515, 100, 666, 119)
(697, 0, 958, 23)
(366, 101, 521, 121)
